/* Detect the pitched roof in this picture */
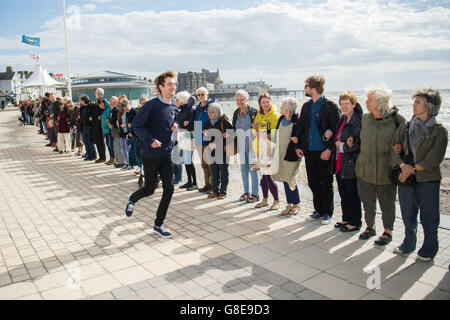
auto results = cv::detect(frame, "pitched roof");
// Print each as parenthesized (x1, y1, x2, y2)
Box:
(75, 71, 137, 80)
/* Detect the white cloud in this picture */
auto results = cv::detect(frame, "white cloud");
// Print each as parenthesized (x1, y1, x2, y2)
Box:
(2, 0, 450, 90)
(83, 4, 97, 12)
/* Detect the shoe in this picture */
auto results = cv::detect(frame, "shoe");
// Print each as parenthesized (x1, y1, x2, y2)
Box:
(180, 182, 192, 189)
(173, 179, 183, 186)
(335, 222, 349, 229)
(255, 198, 269, 208)
(153, 225, 172, 239)
(217, 193, 227, 200)
(321, 214, 332, 225)
(122, 165, 132, 170)
(82, 153, 88, 158)
(208, 193, 218, 199)
(239, 193, 250, 202)
(84, 157, 91, 161)
(306, 211, 321, 221)
(359, 228, 376, 240)
(53, 148, 59, 152)
(281, 205, 294, 216)
(416, 255, 433, 262)
(393, 247, 407, 255)
(59, 151, 63, 154)
(46, 143, 52, 147)
(198, 185, 212, 193)
(125, 200, 135, 217)
(95, 159, 106, 164)
(340, 225, 361, 233)
(246, 195, 260, 203)
(289, 205, 300, 216)
(374, 232, 392, 246)
(270, 200, 280, 211)
(187, 185, 198, 191)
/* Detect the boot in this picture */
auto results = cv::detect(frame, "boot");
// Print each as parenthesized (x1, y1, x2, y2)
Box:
(106, 157, 115, 165)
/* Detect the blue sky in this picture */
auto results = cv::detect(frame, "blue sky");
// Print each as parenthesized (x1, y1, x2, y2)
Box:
(1, 0, 450, 90)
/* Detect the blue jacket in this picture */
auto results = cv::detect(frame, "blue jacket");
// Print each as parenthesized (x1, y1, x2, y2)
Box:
(132, 97, 178, 159)
(101, 104, 111, 134)
(194, 100, 214, 146)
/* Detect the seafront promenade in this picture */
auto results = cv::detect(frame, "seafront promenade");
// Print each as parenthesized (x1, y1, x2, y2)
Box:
(0, 108, 449, 300)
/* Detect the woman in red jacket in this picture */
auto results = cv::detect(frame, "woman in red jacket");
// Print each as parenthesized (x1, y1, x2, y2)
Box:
(57, 101, 72, 154)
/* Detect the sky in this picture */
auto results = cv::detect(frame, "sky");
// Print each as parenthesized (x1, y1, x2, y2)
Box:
(0, 0, 449, 91)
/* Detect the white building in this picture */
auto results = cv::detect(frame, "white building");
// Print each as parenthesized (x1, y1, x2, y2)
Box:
(0, 66, 33, 102)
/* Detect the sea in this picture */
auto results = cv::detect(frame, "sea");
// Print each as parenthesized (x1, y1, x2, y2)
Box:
(216, 89, 450, 158)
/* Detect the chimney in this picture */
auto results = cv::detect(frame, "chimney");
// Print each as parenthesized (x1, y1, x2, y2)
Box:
(6, 66, 14, 73)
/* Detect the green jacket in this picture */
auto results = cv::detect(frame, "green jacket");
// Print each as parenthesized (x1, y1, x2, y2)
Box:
(393, 121, 448, 182)
(356, 107, 405, 185)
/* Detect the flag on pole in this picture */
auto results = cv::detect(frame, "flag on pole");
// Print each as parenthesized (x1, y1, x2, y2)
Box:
(22, 35, 40, 47)
(55, 73, 63, 78)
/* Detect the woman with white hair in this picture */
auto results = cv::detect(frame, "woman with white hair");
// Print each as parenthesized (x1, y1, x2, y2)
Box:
(392, 87, 448, 262)
(270, 97, 301, 216)
(356, 84, 406, 245)
(232, 89, 260, 203)
(174, 91, 198, 191)
(203, 102, 233, 200)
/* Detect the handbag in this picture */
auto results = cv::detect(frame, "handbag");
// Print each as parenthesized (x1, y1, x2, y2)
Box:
(389, 122, 416, 186)
(220, 120, 238, 156)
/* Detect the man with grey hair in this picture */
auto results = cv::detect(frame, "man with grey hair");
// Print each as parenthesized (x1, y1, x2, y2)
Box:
(194, 87, 215, 193)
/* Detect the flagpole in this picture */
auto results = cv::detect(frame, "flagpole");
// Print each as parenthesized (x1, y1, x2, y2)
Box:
(63, 0, 72, 100)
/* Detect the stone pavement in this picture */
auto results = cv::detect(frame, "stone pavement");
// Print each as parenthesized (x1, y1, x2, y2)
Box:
(0, 109, 449, 300)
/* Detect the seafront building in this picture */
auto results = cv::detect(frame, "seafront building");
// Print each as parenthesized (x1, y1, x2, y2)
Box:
(70, 71, 155, 103)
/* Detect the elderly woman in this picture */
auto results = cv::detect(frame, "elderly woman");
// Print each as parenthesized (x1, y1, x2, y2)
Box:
(203, 103, 233, 200)
(252, 92, 281, 210)
(392, 88, 448, 262)
(271, 97, 301, 215)
(232, 90, 260, 203)
(356, 84, 405, 245)
(174, 91, 198, 191)
(326, 92, 363, 232)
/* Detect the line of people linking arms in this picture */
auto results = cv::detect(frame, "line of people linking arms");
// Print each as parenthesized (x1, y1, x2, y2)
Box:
(24, 72, 447, 261)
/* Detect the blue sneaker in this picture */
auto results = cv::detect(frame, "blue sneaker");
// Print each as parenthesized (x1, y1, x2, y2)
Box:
(306, 211, 321, 221)
(321, 214, 332, 225)
(153, 225, 172, 239)
(125, 200, 135, 217)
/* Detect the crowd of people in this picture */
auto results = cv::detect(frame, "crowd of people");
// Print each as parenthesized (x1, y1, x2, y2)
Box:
(22, 71, 447, 262)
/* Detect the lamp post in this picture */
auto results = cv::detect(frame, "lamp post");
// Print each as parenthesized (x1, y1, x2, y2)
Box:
(63, 0, 72, 99)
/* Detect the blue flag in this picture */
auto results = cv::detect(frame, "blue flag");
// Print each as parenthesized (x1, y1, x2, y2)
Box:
(22, 35, 40, 47)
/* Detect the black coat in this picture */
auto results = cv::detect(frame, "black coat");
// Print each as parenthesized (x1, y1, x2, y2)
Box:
(275, 114, 300, 162)
(91, 104, 104, 144)
(295, 97, 341, 152)
(176, 104, 196, 131)
(330, 103, 363, 179)
(204, 115, 233, 161)
(118, 108, 137, 138)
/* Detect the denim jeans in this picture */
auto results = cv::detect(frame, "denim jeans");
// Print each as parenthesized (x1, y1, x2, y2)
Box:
(240, 152, 259, 196)
(173, 149, 183, 182)
(120, 138, 131, 164)
(82, 127, 96, 159)
(104, 133, 115, 158)
(283, 182, 300, 205)
(129, 137, 141, 167)
(398, 181, 441, 259)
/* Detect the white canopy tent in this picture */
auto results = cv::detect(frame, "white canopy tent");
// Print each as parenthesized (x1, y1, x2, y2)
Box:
(20, 64, 63, 98)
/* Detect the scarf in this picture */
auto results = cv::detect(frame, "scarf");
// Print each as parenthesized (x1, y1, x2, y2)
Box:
(408, 115, 436, 158)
